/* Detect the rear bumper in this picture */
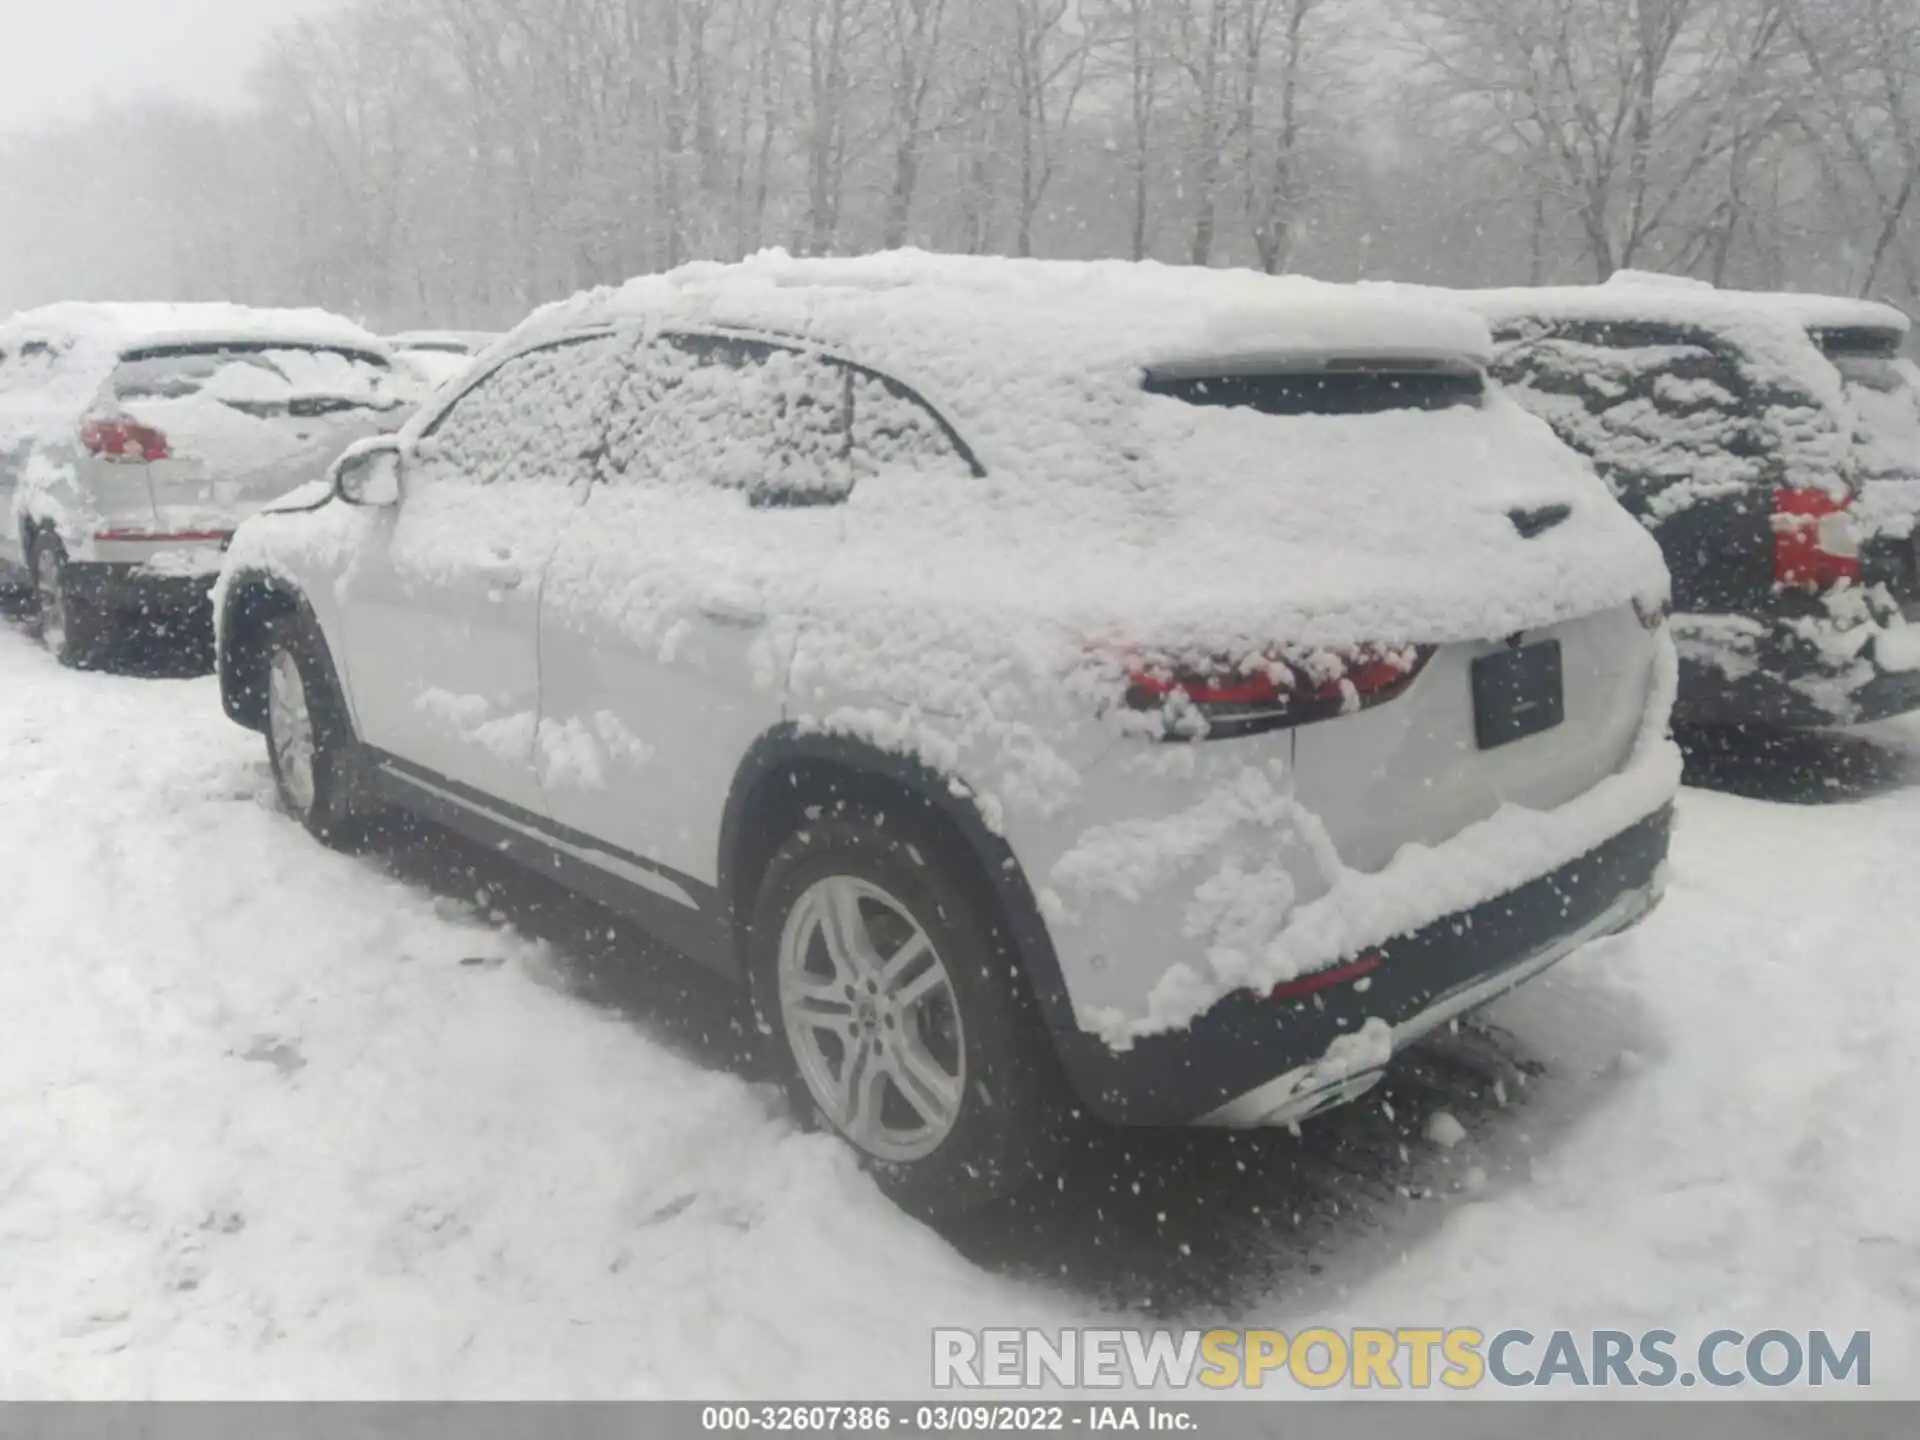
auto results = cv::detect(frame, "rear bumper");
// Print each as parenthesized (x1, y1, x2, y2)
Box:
(64, 561, 217, 621)
(1674, 612, 1920, 727)
(1048, 805, 1672, 1126)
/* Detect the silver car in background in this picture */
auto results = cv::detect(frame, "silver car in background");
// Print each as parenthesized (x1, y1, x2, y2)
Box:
(0, 303, 406, 666)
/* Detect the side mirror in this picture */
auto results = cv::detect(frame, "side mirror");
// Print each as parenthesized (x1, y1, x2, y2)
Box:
(335, 442, 402, 507)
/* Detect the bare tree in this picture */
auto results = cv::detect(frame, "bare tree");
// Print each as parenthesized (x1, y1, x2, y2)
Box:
(1403, 0, 1797, 279)
(878, 0, 951, 246)
(1241, 0, 1331, 274)
(5, 0, 1916, 328)
(1086, 0, 1170, 261)
(1002, 0, 1094, 258)
(1174, 0, 1237, 265)
(1790, 0, 1920, 300)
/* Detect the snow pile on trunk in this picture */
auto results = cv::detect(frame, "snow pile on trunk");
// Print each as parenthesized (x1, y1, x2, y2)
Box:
(1076, 637, 1680, 1048)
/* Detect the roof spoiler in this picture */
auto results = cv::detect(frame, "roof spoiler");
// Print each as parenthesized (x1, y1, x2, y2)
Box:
(1143, 348, 1483, 383)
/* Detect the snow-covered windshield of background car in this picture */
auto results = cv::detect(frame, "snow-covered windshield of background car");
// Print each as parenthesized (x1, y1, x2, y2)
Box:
(113, 345, 403, 417)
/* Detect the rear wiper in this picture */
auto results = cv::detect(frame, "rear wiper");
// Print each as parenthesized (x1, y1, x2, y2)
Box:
(290, 396, 373, 418)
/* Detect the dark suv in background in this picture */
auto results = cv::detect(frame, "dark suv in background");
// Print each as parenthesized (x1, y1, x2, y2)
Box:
(1446, 275, 1920, 730)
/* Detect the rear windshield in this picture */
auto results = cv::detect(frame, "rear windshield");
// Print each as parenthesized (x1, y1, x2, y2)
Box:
(1143, 359, 1484, 416)
(114, 343, 403, 418)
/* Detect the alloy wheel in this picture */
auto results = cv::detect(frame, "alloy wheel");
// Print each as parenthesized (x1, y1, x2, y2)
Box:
(34, 547, 67, 657)
(777, 874, 967, 1163)
(267, 647, 318, 817)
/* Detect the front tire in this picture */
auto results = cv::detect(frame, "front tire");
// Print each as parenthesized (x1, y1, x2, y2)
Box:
(746, 808, 1066, 1216)
(32, 537, 113, 669)
(260, 613, 375, 849)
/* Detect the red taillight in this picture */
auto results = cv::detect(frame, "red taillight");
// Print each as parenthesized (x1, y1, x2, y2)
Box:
(1126, 664, 1289, 709)
(1773, 487, 1859, 591)
(1121, 642, 1435, 739)
(79, 413, 170, 463)
(1268, 953, 1383, 1001)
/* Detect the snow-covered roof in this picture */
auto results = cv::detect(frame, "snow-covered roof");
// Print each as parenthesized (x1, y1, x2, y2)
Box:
(476, 249, 1664, 659)
(512, 249, 1495, 421)
(0, 302, 390, 359)
(1428, 272, 1911, 338)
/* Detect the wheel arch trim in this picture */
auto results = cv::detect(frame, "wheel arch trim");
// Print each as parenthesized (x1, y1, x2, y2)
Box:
(216, 569, 338, 733)
(717, 724, 1078, 1039)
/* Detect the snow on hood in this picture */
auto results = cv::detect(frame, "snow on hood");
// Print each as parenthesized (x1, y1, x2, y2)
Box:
(500, 250, 1666, 652)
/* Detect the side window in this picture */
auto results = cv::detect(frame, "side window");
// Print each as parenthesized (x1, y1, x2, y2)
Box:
(847, 369, 978, 479)
(420, 332, 631, 489)
(601, 334, 853, 505)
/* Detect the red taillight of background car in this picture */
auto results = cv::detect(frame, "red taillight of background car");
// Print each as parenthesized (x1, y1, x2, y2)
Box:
(1773, 486, 1860, 591)
(1121, 642, 1436, 739)
(1267, 952, 1384, 1002)
(79, 413, 170, 463)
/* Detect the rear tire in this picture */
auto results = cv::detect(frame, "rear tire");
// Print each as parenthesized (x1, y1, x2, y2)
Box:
(31, 536, 113, 669)
(260, 612, 377, 850)
(745, 806, 1067, 1216)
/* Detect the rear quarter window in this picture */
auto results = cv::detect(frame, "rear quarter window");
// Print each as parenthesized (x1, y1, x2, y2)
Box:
(601, 334, 856, 506)
(1143, 361, 1484, 416)
(846, 368, 979, 480)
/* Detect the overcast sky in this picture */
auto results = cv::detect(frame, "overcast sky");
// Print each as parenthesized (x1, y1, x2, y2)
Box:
(0, 0, 340, 132)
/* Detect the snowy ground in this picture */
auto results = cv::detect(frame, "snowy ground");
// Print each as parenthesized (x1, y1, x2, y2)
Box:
(2, 619, 1918, 1399)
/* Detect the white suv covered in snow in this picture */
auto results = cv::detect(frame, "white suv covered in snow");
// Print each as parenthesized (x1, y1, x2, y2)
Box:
(214, 254, 1682, 1213)
(0, 303, 407, 666)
